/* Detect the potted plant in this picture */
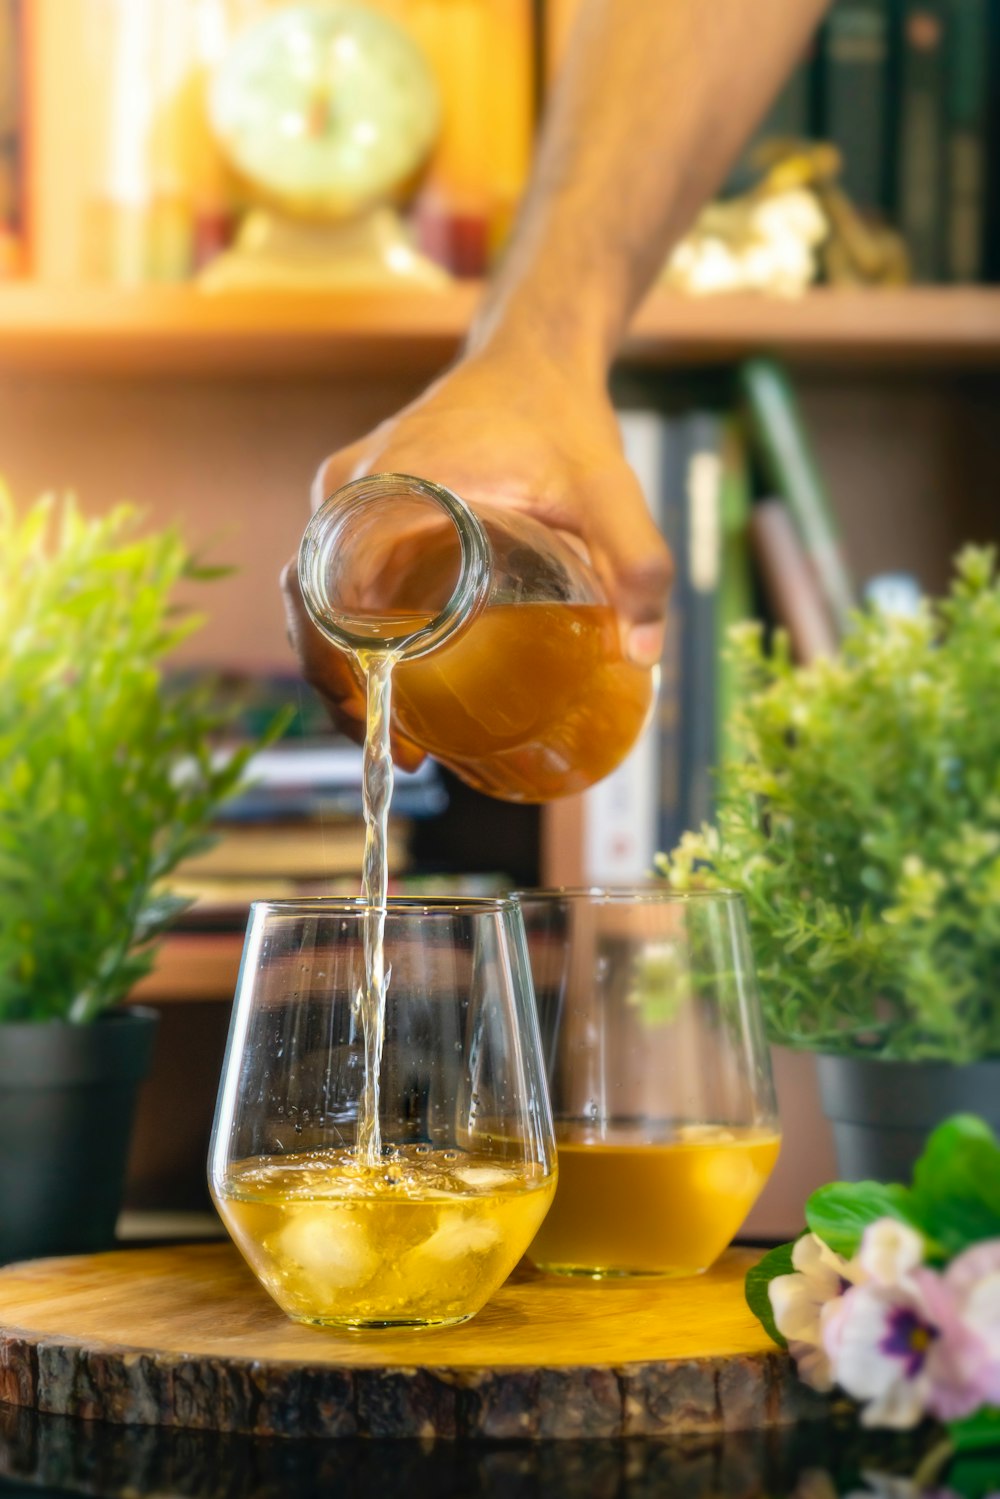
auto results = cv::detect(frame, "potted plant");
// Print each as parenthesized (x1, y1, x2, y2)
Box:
(658, 546, 1000, 1182)
(0, 491, 259, 1263)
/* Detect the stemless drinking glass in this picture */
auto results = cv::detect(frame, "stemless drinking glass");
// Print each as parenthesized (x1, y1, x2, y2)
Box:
(518, 889, 780, 1279)
(209, 898, 556, 1329)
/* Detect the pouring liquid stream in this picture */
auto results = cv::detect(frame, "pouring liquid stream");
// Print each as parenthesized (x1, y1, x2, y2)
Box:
(356, 648, 397, 1167)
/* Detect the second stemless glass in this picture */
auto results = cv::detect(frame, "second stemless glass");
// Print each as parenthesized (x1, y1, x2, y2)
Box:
(209, 898, 556, 1329)
(518, 889, 780, 1279)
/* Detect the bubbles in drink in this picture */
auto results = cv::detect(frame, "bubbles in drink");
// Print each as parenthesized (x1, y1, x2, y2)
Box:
(216, 1145, 555, 1327)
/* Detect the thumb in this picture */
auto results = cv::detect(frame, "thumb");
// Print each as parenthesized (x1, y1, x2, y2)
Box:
(311, 439, 370, 513)
(583, 469, 673, 667)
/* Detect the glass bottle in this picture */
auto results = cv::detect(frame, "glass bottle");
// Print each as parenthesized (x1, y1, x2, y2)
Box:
(297, 472, 656, 802)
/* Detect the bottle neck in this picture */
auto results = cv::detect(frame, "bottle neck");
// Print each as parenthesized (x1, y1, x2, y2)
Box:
(298, 473, 492, 661)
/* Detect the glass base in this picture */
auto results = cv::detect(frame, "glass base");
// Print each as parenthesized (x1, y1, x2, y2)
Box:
(533, 1262, 709, 1281)
(291, 1311, 476, 1331)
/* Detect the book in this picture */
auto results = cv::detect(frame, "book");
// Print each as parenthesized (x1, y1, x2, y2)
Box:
(167, 666, 449, 824)
(820, 0, 893, 216)
(581, 408, 663, 883)
(715, 415, 755, 768)
(984, 0, 1000, 281)
(405, 0, 536, 276)
(166, 816, 414, 925)
(726, 50, 817, 196)
(677, 410, 724, 836)
(172, 819, 412, 880)
(540, 0, 581, 87)
(894, 0, 950, 281)
(738, 358, 855, 638)
(598, 395, 742, 861)
(945, 0, 991, 282)
(214, 742, 448, 823)
(749, 498, 839, 663)
(0, 0, 26, 277)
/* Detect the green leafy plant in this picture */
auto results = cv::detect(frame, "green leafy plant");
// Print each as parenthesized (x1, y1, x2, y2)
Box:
(0, 489, 267, 1024)
(658, 547, 1000, 1063)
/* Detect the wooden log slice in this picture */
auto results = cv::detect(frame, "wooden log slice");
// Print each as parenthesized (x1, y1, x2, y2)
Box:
(0, 1244, 829, 1440)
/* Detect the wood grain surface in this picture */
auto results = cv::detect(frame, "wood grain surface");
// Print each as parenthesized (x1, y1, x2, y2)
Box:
(0, 1244, 828, 1439)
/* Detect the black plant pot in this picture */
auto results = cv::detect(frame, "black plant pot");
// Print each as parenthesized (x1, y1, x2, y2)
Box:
(0, 1007, 159, 1264)
(817, 1053, 1000, 1183)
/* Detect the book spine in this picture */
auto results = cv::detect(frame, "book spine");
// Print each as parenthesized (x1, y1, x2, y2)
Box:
(540, 0, 580, 88)
(739, 357, 855, 637)
(677, 412, 723, 836)
(749, 498, 839, 663)
(715, 416, 754, 770)
(945, 0, 989, 281)
(821, 0, 893, 214)
(894, 0, 950, 281)
(726, 51, 817, 195)
(656, 411, 688, 857)
(0, 0, 26, 276)
(409, 0, 536, 277)
(582, 408, 663, 883)
(984, 0, 1000, 280)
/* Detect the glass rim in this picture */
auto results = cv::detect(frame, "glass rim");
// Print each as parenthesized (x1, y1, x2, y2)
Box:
(297, 471, 492, 661)
(511, 885, 744, 904)
(248, 895, 520, 917)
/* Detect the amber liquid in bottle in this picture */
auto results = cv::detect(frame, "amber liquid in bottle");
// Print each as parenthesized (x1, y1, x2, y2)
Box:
(352, 599, 653, 803)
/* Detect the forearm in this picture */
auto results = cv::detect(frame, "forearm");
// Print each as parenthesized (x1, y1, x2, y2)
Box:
(470, 0, 830, 381)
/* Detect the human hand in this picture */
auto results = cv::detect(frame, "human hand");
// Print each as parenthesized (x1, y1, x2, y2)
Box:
(281, 343, 673, 768)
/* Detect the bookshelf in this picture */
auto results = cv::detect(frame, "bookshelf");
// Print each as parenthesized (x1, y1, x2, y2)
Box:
(0, 285, 999, 374)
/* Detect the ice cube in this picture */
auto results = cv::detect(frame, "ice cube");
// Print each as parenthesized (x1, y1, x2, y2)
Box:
(411, 1212, 501, 1264)
(275, 1207, 378, 1290)
(453, 1166, 515, 1192)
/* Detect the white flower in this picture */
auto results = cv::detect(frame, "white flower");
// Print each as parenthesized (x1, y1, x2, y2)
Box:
(769, 1233, 862, 1392)
(856, 1219, 924, 1288)
(818, 1235, 1000, 1430)
(822, 1280, 939, 1428)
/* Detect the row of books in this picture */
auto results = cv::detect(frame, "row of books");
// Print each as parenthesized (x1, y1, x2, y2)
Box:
(737, 0, 1000, 283)
(163, 671, 520, 927)
(10, 0, 999, 287)
(583, 362, 855, 884)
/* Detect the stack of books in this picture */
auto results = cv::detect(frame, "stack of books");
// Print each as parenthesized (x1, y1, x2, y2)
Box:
(164, 672, 447, 928)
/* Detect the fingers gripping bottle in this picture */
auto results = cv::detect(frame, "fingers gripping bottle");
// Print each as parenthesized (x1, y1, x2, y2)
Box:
(298, 473, 656, 802)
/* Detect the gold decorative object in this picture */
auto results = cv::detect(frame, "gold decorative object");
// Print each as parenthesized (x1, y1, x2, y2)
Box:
(662, 140, 910, 297)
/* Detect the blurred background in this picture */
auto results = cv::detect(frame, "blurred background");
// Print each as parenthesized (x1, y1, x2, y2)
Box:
(0, 0, 997, 1236)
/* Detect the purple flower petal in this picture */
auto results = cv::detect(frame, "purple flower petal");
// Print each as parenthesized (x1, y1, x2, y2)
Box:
(879, 1305, 938, 1379)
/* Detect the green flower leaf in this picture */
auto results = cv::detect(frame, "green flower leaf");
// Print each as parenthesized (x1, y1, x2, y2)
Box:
(744, 1241, 795, 1348)
(804, 1181, 927, 1259)
(945, 1408, 1000, 1499)
(912, 1115, 1000, 1256)
(948, 1405, 1000, 1453)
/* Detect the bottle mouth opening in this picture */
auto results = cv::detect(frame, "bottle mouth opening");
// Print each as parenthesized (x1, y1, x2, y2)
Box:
(298, 473, 491, 661)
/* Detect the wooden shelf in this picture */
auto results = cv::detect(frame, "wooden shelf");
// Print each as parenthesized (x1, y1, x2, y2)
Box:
(0, 283, 998, 375)
(131, 932, 244, 1004)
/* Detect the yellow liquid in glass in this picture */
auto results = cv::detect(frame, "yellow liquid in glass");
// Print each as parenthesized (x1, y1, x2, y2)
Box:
(527, 1126, 781, 1278)
(216, 1146, 556, 1327)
